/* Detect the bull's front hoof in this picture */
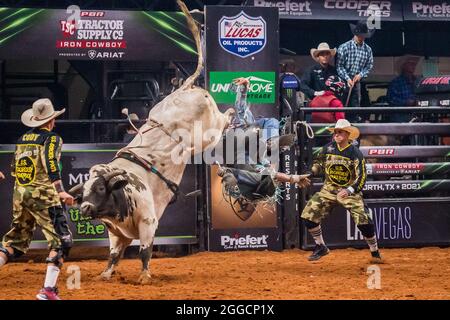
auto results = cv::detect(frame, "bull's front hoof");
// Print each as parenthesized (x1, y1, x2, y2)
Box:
(100, 269, 115, 281)
(138, 271, 152, 285)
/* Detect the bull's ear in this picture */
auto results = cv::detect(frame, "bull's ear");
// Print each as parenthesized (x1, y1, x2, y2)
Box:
(108, 177, 128, 191)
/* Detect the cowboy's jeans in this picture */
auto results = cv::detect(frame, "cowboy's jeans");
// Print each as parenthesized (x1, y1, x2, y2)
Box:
(345, 82, 362, 123)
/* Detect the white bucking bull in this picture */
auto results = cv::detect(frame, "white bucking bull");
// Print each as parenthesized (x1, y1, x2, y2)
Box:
(69, 0, 233, 284)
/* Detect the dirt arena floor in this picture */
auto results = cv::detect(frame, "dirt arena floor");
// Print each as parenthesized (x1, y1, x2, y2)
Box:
(0, 247, 449, 300)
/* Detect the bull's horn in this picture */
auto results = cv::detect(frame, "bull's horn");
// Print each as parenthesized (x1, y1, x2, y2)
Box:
(103, 169, 126, 181)
(68, 183, 84, 196)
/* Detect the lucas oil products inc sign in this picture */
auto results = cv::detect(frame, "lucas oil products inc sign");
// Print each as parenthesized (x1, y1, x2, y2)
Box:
(218, 11, 267, 58)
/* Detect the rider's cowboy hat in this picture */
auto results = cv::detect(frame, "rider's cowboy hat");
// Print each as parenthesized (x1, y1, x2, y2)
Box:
(310, 42, 336, 61)
(327, 119, 360, 141)
(21, 98, 65, 128)
(350, 20, 376, 38)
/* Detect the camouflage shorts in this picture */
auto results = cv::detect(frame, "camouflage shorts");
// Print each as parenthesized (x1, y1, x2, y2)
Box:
(1, 186, 64, 254)
(301, 187, 370, 226)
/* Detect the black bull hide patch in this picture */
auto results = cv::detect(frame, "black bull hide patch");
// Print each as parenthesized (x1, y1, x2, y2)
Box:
(104, 174, 143, 221)
(112, 188, 130, 222)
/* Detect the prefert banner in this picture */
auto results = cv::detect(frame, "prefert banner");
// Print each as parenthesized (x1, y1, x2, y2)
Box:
(0, 144, 197, 247)
(403, 0, 450, 21)
(302, 199, 450, 249)
(208, 165, 282, 252)
(205, 6, 281, 252)
(0, 8, 196, 61)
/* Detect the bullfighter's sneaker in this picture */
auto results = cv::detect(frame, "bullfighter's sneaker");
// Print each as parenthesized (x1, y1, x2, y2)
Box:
(36, 287, 61, 300)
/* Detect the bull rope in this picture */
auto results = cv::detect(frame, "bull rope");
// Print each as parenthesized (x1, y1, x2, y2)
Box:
(114, 115, 188, 204)
(114, 150, 181, 204)
(294, 121, 315, 139)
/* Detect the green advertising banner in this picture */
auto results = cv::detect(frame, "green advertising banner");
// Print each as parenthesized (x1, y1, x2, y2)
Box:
(209, 71, 276, 104)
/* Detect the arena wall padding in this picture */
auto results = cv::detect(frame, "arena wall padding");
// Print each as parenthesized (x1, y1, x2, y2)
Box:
(0, 144, 198, 247)
(301, 197, 450, 249)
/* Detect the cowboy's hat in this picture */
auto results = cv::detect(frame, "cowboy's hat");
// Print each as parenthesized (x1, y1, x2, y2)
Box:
(310, 42, 336, 61)
(21, 98, 65, 128)
(327, 119, 360, 141)
(395, 55, 421, 74)
(350, 20, 376, 38)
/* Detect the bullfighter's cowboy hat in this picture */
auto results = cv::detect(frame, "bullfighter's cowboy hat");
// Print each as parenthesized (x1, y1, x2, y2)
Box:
(21, 98, 65, 128)
(350, 20, 376, 38)
(328, 119, 360, 141)
(310, 42, 336, 61)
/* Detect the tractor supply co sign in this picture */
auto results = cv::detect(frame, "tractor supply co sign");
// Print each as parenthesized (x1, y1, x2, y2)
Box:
(58, 10, 126, 59)
(219, 11, 267, 58)
(366, 163, 425, 175)
(209, 71, 276, 104)
(251, 0, 403, 21)
(0, 8, 196, 61)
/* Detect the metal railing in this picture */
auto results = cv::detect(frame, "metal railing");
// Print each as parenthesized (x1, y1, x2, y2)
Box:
(0, 119, 147, 144)
(298, 106, 450, 114)
(295, 106, 450, 212)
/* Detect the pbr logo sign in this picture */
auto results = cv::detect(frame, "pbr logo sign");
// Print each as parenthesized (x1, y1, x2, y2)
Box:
(218, 11, 266, 58)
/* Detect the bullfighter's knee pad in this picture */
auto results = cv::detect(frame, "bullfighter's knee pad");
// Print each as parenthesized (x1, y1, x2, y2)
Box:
(48, 206, 73, 258)
(45, 249, 64, 267)
(0, 246, 11, 261)
(302, 218, 320, 230)
(357, 223, 375, 238)
(0, 245, 24, 261)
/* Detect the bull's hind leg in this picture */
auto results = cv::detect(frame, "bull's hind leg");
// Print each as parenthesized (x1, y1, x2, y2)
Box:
(101, 230, 132, 280)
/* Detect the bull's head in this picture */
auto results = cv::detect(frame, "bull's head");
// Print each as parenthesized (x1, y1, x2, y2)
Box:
(69, 168, 128, 219)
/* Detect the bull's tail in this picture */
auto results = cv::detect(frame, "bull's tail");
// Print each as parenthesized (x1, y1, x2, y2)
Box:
(177, 0, 203, 90)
